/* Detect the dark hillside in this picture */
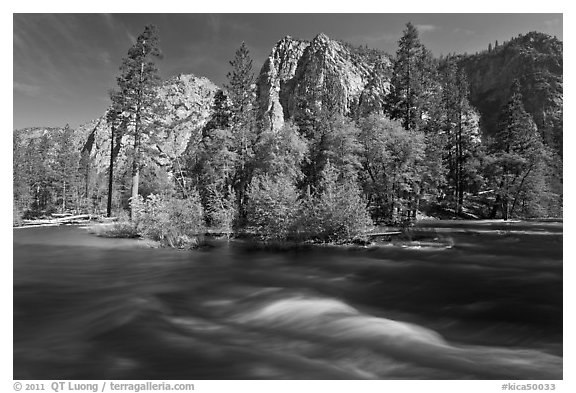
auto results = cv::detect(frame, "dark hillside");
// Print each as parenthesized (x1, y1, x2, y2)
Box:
(459, 32, 562, 154)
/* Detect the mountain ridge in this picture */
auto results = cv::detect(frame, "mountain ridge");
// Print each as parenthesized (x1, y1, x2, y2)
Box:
(15, 30, 562, 169)
(459, 31, 562, 153)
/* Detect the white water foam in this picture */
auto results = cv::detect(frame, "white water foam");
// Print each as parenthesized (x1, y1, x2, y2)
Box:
(235, 295, 562, 379)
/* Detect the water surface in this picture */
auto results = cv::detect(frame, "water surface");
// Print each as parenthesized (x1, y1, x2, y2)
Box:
(13, 221, 563, 379)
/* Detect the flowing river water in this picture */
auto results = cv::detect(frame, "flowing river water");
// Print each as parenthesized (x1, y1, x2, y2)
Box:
(13, 220, 562, 380)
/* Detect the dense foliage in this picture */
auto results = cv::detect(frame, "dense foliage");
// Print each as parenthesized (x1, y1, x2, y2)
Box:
(13, 24, 562, 240)
(298, 163, 373, 241)
(132, 192, 205, 248)
(245, 173, 300, 240)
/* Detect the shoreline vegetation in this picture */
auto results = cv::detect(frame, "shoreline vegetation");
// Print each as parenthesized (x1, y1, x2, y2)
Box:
(13, 25, 562, 248)
(13, 205, 561, 251)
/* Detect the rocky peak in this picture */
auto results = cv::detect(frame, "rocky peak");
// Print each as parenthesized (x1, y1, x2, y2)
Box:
(313, 32, 330, 43)
(256, 36, 310, 131)
(257, 32, 391, 131)
(309, 33, 335, 54)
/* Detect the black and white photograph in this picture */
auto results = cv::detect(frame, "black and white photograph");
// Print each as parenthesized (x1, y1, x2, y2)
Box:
(12, 9, 564, 385)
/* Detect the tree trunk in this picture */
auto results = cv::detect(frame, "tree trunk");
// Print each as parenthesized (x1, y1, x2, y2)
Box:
(502, 197, 509, 221)
(130, 147, 140, 219)
(130, 52, 146, 220)
(406, 59, 411, 130)
(107, 124, 115, 217)
(456, 106, 463, 214)
(84, 155, 90, 207)
(130, 114, 141, 220)
(510, 165, 534, 218)
(489, 195, 500, 219)
(62, 181, 66, 213)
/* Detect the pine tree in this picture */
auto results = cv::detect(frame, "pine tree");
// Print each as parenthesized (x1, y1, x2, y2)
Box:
(53, 124, 80, 213)
(13, 133, 31, 212)
(486, 80, 545, 219)
(226, 42, 254, 118)
(28, 133, 56, 214)
(437, 57, 483, 213)
(386, 22, 437, 131)
(202, 90, 232, 137)
(105, 93, 128, 217)
(112, 24, 162, 218)
(225, 42, 258, 220)
(185, 90, 237, 226)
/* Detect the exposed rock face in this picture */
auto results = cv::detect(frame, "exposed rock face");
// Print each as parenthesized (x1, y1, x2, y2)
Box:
(76, 73, 219, 173)
(13, 127, 67, 145)
(257, 33, 391, 130)
(257, 36, 309, 131)
(15, 31, 563, 175)
(459, 32, 563, 154)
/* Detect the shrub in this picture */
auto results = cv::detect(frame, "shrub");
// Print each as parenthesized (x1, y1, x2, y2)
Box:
(245, 174, 300, 240)
(243, 165, 373, 243)
(296, 163, 373, 242)
(132, 191, 205, 248)
(205, 185, 237, 236)
(88, 221, 139, 238)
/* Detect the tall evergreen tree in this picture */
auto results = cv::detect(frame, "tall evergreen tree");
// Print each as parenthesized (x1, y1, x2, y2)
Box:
(53, 125, 80, 213)
(385, 22, 436, 131)
(13, 133, 31, 211)
(438, 57, 483, 212)
(105, 94, 128, 217)
(202, 90, 232, 137)
(28, 133, 56, 214)
(486, 80, 546, 219)
(112, 24, 162, 218)
(226, 42, 254, 118)
(225, 42, 258, 219)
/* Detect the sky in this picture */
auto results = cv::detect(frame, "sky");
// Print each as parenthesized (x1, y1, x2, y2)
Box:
(13, 13, 563, 130)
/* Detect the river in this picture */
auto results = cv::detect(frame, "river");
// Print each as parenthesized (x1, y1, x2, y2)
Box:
(13, 220, 563, 380)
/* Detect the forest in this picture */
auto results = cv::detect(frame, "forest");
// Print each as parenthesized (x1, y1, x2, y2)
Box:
(12, 23, 563, 246)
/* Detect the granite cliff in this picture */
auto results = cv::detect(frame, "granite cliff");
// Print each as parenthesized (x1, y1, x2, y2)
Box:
(75, 73, 219, 173)
(15, 31, 562, 177)
(257, 33, 391, 131)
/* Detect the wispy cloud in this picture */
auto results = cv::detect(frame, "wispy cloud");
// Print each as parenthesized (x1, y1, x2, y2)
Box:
(415, 24, 438, 34)
(101, 13, 116, 30)
(453, 27, 475, 36)
(13, 14, 125, 110)
(99, 51, 112, 65)
(207, 14, 222, 37)
(13, 81, 43, 97)
(544, 18, 561, 29)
